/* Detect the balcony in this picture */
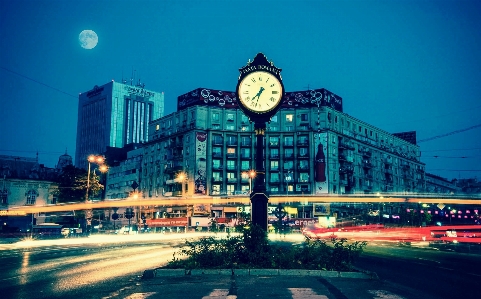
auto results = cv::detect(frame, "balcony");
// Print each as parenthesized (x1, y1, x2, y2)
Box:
(226, 166, 237, 171)
(338, 154, 353, 163)
(270, 154, 280, 159)
(297, 165, 309, 171)
(297, 154, 309, 159)
(284, 142, 294, 147)
(227, 178, 237, 183)
(212, 165, 224, 170)
(241, 142, 252, 147)
(212, 152, 222, 158)
(226, 141, 238, 147)
(226, 153, 237, 159)
(297, 178, 310, 183)
(212, 177, 223, 182)
(338, 140, 355, 150)
(297, 140, 309, 146)
(269, 180, 281, 184)
(339, 166, 354, 174)
(269, 142, 280, 147)
(212, 140, 223, 146)
(361, 149, 372, 157)
(270, 167, 280, 172)
(240, 154, 251, 159)
(284, 154, 294, 159)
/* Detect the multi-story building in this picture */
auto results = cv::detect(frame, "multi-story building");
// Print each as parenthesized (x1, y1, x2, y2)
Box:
(75, 81, 164, 169)
(139, 87, 426, 200)
(425, 173, 461, 194)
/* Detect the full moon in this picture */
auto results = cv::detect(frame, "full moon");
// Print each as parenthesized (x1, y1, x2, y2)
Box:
(79, 30, 98, 49)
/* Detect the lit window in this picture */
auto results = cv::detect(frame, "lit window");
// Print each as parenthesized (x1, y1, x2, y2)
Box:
(286, 114, 293, 122)
(156, 124, 160, 131)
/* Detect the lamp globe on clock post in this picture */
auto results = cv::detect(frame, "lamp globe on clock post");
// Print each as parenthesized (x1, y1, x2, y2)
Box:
(236, 53, 285, 231)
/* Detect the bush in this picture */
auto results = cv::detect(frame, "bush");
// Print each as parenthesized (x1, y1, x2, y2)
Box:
(165, 225, 367, 271)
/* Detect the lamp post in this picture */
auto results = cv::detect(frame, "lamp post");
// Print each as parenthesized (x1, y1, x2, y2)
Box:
(242, 170, 256, 194)
(177, 172, 187, 197)
(85, 154, 106, 235)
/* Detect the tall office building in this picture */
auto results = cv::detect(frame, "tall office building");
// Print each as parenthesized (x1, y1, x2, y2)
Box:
(75, 81, 164, 169)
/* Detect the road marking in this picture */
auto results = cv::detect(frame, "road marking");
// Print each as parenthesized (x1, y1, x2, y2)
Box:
(123, 292, 156, 299)
(202, 288, 237, 299)
(288, 288, 329, 299)
(368, 290, 407, 299)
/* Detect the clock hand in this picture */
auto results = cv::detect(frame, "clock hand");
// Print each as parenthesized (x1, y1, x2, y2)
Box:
(252, 87, 265, 101)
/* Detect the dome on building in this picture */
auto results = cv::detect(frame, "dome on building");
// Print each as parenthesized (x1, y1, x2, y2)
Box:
(57, 149, 73, 171)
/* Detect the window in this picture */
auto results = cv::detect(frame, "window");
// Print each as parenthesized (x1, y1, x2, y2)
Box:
(212, 184, 221, 195)
(284, 160, 293, 169)
(241, 136, 251, 146)
(213, 172, 221, 181)
(227, 172, 236, 179)
(241, 160, 250, 170)
(284, 136, 294, 146)
(270, 186, 279, 192)
(299, 160, 308, 169)
(300, 113, 308, 121)
(212, 113, 220, 122)
(0, 189, 7, 204)
(286, 126, 294, 131)
(241, 125, 249, 131)
(226, 113, 234, 121)
(299, 172, 309, 182)
(270, 172, 280, 182)
(227, 184, 235, 195)
(213, 135, 223, 145)
(270, 161, 279, 170)
(241, 114, 249, 123)
(328, 112, 332, 122)
(155, 124, 160, 131)
(241, 148, 250, 158)
(227, 147, 236, 156)
(270, 148, 279, 158)
(213, 147, 222, 156)
(226, 124, 235, 130)
(227, 135, 237, 146)
(286, 114, 293, 122)
(271, 115, 278, 122)
(269, 136, 279, 146)
(299, 147, 308, 157)
(213, 159, 221, 168)
(227, 160, 236, 170)
(284, 148, 294, 158)
(26, 190, 37, 205)
(212, 124, 221, 130)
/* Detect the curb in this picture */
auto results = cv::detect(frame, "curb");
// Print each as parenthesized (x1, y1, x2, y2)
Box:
(142, 268, 375, 279)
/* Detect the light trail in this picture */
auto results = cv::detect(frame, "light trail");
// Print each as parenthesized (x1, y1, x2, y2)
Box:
(6, 194, 481, 214)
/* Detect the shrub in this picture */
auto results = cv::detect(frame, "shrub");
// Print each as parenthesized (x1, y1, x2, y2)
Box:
(165, 225, 367, 271)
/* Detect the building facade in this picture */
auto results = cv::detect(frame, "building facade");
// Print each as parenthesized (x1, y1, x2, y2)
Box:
(75, 81, 164, 169)
(138, 88, 426, 200)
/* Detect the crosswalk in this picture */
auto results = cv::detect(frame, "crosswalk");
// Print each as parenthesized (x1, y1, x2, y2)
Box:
(122, 288, 407, 299)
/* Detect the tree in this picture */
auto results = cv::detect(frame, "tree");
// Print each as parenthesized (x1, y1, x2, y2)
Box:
(53, 165, 104, 203)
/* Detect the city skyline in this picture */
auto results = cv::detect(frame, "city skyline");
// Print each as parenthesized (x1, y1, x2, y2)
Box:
(1, 0, 480, 180)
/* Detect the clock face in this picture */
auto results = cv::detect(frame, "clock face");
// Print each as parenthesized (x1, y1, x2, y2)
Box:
(237, 71, 283, 113)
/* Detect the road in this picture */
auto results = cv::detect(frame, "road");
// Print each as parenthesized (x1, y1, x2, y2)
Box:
(353, 242, 481, 299)
(1, 234, 480, 298)
(0, 233, 197, 299)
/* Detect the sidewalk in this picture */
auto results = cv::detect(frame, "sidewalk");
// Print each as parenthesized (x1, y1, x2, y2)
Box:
(119, 269, 437, 299)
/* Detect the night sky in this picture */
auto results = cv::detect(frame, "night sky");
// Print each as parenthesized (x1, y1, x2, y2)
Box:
(1, 0, 480, 181)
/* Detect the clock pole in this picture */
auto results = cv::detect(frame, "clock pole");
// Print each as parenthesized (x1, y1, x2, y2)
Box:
(235, 52, 284, 232)
(251, 121, 268, 230)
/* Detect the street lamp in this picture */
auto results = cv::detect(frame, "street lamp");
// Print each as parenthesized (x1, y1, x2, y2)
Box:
(86, 155, 105, 202)
(85, 154, 106, 236)
(242, 170, 256, 194)
(176, 172, 187, 197)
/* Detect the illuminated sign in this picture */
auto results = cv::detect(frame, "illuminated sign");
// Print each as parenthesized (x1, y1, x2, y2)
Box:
(0, 210, 27, 216)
